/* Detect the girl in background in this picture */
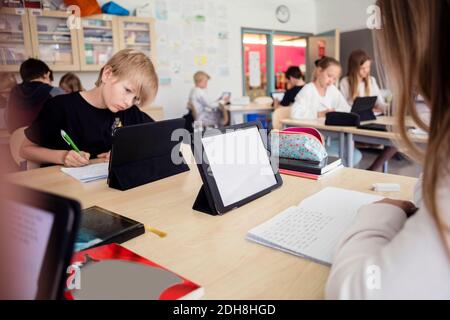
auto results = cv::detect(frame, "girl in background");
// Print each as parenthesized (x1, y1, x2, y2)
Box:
(340, 49, 388, 113)
(59, 72, 84, 93)
(340, 50, 397, 172)
(291, 57, 362, 165)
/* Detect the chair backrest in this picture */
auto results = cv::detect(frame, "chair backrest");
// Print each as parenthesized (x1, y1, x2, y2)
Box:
(272, 106, 292, 131)
(9, 126, 26, 167)
(254, 96, 274, 107)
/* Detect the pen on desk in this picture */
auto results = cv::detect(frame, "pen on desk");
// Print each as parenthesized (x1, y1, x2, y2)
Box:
(145, 225, 167, 238)
(61, 129, 80, 153)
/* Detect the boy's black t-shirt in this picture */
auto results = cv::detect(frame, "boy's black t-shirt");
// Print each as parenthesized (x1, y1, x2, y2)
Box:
(25, 92, 154, 158)
(280, 85, 304, 107)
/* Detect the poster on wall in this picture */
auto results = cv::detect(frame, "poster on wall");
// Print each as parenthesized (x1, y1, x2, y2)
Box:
(146, 0, 230, 86)
(249, 51, 261, 88)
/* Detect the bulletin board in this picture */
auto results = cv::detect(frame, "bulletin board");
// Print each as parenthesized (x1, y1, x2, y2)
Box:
(146, 0, 230, 86)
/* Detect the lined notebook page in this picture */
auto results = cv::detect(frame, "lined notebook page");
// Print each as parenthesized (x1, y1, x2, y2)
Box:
(247, 187, 382, 265)
(61, 163, 109, 183)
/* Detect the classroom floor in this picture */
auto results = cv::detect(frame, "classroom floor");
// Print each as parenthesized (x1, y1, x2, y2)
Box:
(356, 148, 422, 178)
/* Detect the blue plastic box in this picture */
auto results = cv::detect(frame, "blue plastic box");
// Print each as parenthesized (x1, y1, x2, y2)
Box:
(102, 2, 130, 16)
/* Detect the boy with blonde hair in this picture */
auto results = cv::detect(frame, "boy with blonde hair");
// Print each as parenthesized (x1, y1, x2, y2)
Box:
(21, 49, 159, 167)
(187, 71, 229, 128)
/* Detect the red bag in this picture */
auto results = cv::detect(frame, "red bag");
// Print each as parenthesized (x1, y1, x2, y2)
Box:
(64, 0, 102, 17)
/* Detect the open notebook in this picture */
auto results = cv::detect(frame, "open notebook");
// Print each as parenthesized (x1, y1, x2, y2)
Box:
(247, 187, 383, 265)
(61, 163, 109, 183)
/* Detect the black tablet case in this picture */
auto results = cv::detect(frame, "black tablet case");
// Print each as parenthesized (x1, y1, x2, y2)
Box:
(75, 206, 145, 251)
(108, 119, 190, 191)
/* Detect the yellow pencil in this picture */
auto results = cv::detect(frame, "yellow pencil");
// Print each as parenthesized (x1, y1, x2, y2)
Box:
(145, 225, 167, 238)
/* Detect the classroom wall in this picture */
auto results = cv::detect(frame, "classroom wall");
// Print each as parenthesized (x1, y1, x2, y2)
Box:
(315, 0, 376, 33)
(54, 0, 317, 119)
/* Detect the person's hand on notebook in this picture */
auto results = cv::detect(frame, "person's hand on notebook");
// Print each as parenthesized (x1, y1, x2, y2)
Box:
(98, 151, 111, 162)
(63, 150, 90, 167)
(375, 198, 418, 218)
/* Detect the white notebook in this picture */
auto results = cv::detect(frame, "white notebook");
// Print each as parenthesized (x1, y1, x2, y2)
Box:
(61, 163, 109, 183)
(247, 187, 383, 265)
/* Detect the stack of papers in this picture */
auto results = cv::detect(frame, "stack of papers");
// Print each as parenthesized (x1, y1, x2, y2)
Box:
(61, 163, 109, 183)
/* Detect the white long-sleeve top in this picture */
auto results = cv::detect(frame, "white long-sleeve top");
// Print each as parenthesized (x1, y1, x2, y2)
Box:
(340, 76, 388, 111)
(325, 176, 450, 300)
(188, 87, 223, 127)
(290, 83, 350, 120)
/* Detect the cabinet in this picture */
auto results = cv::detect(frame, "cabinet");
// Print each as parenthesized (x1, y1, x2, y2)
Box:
(78, 14, 119, 71)
(28, 10, 80, 71)
(0, 9, 156, 72)
(116, 16, 156, 63)
(0, 8, 33, 72)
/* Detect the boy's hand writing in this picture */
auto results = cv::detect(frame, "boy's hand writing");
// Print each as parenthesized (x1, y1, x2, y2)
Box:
(63, 150, 90, 167)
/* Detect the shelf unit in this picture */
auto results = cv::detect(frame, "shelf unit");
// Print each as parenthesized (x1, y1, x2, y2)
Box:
(117, 16, 156, 64)
(0, 9, 156, 72)
(77, 14, 119, 71)
(0, 8, 33, 72)
(28, 9, 80, 71)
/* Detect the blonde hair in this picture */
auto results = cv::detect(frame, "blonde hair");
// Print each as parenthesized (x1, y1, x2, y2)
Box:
(347, 50, 371, 101)
(95, 49, 158, 106)
(375, 0, 450, 256)
(59, 72, 84, 93)
(193, 71, 210, 85)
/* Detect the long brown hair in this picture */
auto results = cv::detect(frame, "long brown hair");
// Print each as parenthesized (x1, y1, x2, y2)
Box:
(347, 50, 371, 100)
(59, 72, 84, 93)
(375, 0, 450, 256)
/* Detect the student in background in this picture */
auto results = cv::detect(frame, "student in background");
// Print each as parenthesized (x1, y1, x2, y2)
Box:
(187, 71, 229, 128)
(291, 57, 362, 164)
(291, 57, 350, 119)
(326, 0, 450, 299)
(59, 72, 84, 93)
(340, 50, 388, 112)
(340, 49, 397, 171)
(274, 66, 305, 108)
(20, 49, 157, 167)
(6, 59, 65, 133)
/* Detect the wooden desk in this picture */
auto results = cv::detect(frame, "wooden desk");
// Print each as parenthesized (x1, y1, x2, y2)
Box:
(282, 117, 428, 170)
(6, 147, 417, 299)
(226, 103, 273, 125)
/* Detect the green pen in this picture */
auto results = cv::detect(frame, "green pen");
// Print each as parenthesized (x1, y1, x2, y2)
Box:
(60, 130, 80, 153)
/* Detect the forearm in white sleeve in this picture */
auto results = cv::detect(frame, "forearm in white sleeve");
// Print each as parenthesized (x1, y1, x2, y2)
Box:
(325, 203, 408, 300)
(372, 80, 389, 111)
(291, 95, 317, 119)
(198, 92, 220, 112)
(335, 91, 351, 113)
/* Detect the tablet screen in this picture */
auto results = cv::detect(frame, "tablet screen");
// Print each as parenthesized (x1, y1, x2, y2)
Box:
(2, 201, 55, 299)
(201, 126, 277, 207)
